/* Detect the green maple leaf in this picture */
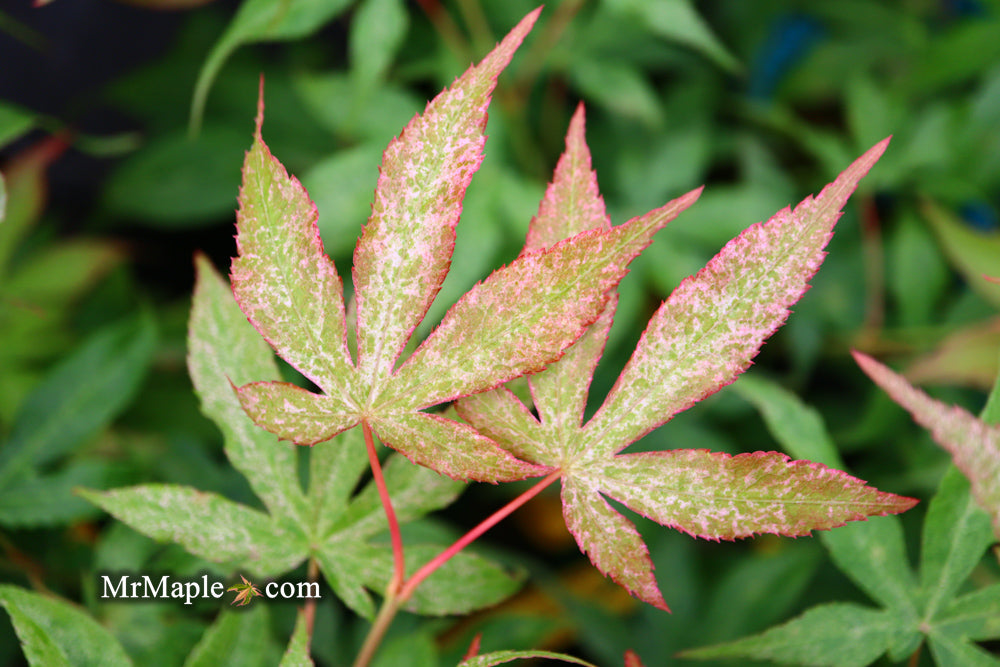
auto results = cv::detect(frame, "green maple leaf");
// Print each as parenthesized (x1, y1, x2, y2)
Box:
(457, 106, 915, 610)
(682, 466, 998, 666)
(0, 585, 133, 667)
(681, 361, 1000, 666)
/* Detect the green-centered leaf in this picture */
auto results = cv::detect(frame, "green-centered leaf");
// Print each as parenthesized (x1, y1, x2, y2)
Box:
(93, 247, 515, 619)
(279, 611, 314, 667)
(0, 311, 156, 491)
(600, 451, 913, 541)
(349, 8, 540, 389)
(231, 88, 356, 402)
(78, 484, 307, 577)
(854, 351, 1000, 538)
(232, 12, 698, 482)
(680, 603, 897, 667)
(0, 584, 133, 667)
(386, 191, 699, 412)
(459, 649, 599, 667)
(920, 466, 995, 620)
(189, 254, 309, 527)
(927, 630, 1000, 667)
(688, 452, 1000, 665)
(366, 411, 540, 482)
(820, 516, 919, 619)
(585, 139, 892, 458)
(184, 606, 271, 667)
(460, 127, 911, 610)
(190, 0, 352, 131)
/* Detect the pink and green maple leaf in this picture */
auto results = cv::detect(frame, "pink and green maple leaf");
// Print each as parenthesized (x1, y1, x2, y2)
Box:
(457, 107, 916, 610)
(230, 9, 700, 482)
(855, 351, 1000, 539)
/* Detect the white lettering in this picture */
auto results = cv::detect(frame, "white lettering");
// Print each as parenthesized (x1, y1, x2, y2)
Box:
(144, 575, 168, 599)
(171, 581, 184, 601)
(101, 575, 127, 599)
(298, 582, 320, 599)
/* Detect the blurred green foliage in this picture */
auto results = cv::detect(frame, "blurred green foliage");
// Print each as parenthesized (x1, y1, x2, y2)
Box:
(1, 0, 999, 665)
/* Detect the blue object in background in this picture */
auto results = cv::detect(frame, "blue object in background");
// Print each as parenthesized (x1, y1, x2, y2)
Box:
(959, 199, 999, 231)
(942, 0, 987, 19)
(748, 14, 824, 101)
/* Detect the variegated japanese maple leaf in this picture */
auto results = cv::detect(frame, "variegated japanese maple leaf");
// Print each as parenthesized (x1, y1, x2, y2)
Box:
(231, 9, 700, 482)
(457, 108, 917, 610)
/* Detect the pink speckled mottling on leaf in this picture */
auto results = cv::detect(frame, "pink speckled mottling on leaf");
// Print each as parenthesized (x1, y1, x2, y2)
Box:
(231, 81, 354, 404)
(352, 9, 540, 391)
(389, 187, 700, 411)
(583, 138, 891, 458)
(228, 15, 685, 482)
(594, 450, 916, 540)
(236, 380, 359, 446)
(461, 137, 915, 611)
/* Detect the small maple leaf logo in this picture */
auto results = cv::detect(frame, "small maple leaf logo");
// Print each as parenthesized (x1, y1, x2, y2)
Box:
(227, 575, 261, 606)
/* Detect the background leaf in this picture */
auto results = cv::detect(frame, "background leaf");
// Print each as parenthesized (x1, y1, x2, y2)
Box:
(188, 254, 309, 528)
(191, 0, 354, 131)
(0, 585, 132, 667)
(79, 484, 307, 577)
(460, 649, 599, 666)
(0, 312, 156, 496)
(184, 606, 275, 667)
(681, 603, 896, 667)
(278, 611, 314, 667)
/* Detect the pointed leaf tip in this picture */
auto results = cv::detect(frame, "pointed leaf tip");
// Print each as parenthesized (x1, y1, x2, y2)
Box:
(352, 7, 541, 387)
(254, 76, 265, 139)
(853, 350, 999, 536)
(231, 87, 353, 397)
(584, 138, 884, 457)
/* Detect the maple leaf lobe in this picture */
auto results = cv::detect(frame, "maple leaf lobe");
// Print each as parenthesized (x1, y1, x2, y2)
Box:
(230, 80, 354, 400)
(351, 8, 542, 387)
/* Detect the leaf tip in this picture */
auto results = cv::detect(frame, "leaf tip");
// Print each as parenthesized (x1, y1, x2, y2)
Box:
(568, 101, 587, 138)
(254, 75, 265, 141)
(845, 136, 891, 185)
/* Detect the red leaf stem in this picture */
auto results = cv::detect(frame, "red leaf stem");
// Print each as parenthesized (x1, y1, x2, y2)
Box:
(399, 469, 562, 601)
(362, 420, 405, 594)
